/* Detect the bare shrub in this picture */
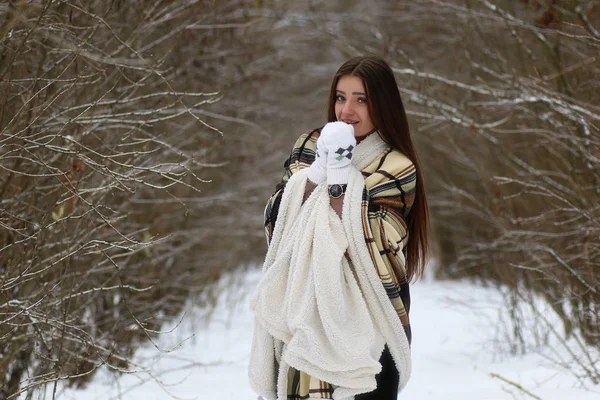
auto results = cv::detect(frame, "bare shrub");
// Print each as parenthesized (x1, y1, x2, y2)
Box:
(0, 0, 268, 396)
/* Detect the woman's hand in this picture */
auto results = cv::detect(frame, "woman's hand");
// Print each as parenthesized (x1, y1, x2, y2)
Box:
(320, 122, 356, 185)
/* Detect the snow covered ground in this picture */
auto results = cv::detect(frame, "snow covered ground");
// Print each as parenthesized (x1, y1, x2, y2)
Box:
(43, 269, 599, 400)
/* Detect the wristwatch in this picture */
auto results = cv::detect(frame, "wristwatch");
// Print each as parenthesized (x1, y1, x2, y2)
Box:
(328, 184, 347, 198)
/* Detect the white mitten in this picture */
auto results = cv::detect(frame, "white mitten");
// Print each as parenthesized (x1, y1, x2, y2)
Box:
(320, 122, 356, 185)
(306, 133, 328, 184)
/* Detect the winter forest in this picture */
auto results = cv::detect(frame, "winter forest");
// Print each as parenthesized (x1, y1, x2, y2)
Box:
(0, 0, 599, 399)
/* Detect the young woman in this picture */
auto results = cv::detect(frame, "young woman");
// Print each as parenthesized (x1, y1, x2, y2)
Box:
(250, 55, 429, 400)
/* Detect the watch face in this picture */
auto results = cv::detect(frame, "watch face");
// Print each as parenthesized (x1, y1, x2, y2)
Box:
(329, 184, 343, 198)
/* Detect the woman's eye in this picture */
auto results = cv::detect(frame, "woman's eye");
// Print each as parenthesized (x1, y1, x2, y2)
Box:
(358, 97, 368, 104)
(336, 95, 345, 102)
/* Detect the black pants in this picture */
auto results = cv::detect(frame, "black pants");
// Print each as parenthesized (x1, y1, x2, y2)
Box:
(355, 346, 399, 400)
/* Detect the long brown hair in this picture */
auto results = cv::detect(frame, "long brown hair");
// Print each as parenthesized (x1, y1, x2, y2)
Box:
(327, 55, 430, 281)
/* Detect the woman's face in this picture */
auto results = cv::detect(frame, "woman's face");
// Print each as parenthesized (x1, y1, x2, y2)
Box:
(334, 75, 376, 140)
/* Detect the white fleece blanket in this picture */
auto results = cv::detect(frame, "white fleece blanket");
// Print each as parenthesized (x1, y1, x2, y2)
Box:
(249, 133, 411, 400)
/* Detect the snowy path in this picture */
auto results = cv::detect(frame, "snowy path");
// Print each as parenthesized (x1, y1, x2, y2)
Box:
(48, 270, 599, 400)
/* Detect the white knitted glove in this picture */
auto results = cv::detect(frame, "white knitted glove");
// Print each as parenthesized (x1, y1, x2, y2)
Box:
(320, 122, 356, 185)
(306, 133, 328, 184)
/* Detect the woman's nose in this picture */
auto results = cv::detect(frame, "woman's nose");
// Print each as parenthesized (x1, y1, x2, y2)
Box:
(341, 101, 354, 116)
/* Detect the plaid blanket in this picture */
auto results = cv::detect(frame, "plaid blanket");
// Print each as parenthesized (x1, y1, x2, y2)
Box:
(263, 129, 415, 399)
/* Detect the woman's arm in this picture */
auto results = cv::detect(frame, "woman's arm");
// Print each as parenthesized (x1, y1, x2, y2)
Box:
(329, 192, 344, 218)
(303, 180, 344, 218)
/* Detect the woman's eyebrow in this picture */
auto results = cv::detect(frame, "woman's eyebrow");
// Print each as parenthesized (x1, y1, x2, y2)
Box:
(336, 89, 367, 96)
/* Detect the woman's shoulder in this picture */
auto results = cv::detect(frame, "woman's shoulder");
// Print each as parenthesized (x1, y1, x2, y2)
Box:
(367, 148, 415, 179)
(383, 149, 414, 175)
(290, 128, 321, 151)
(365, 148, 416, 199)
(285, 128, 322, 172)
